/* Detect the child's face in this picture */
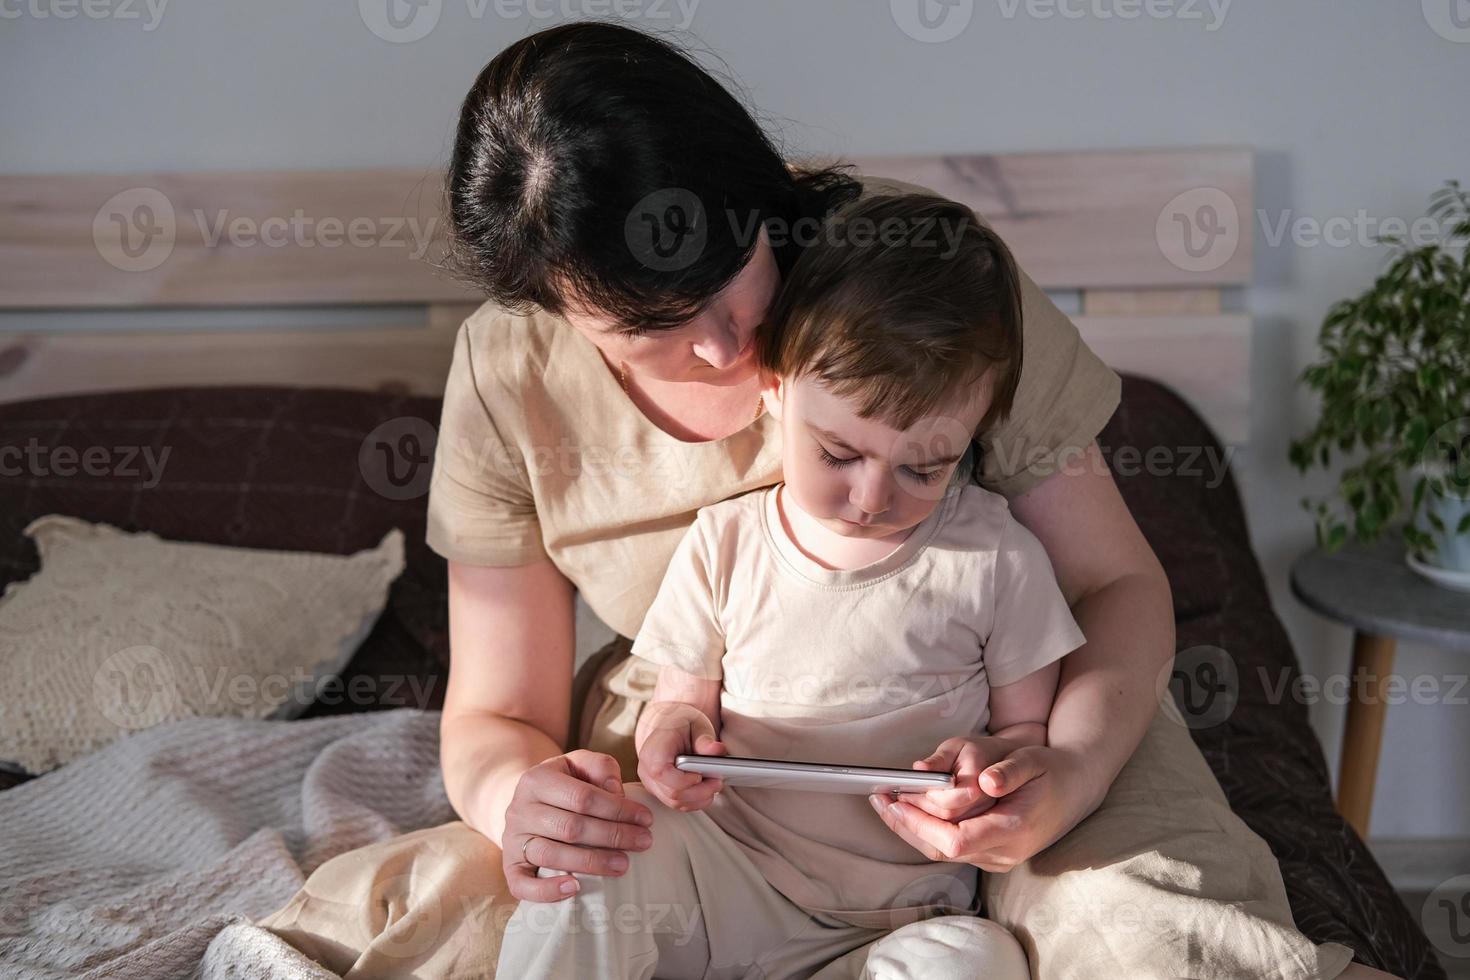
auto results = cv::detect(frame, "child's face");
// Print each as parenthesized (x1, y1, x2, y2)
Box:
(762, 372, 991, 539)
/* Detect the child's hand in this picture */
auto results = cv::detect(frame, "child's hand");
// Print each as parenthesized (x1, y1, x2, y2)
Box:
(892, 735, 1024, 822)
(636, 707, 728, 813)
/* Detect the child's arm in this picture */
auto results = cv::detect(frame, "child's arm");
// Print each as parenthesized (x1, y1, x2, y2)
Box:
(986, 657, 1061, 749)
(962, 512, 1082, 795)
(635, 662, 724, 758)
(635, 664, 729, 812)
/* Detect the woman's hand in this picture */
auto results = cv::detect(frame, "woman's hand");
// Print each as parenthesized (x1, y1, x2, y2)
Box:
(870, 742, 1099, 872)
(891, 735, 1012, 822)
(503, 749, 655, 903)
(636, 703, 728, 812)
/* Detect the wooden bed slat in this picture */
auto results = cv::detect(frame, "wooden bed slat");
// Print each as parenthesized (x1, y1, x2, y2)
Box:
(851, 148, 1253, 289)
(1082, 288, 1223, 316)
(2, 149, 1251, 308)
(0, 317, 461, 403)
(1, 149, 1254, 446)
(1074, 314, 1251, 445)
(0, 169, 481, 309)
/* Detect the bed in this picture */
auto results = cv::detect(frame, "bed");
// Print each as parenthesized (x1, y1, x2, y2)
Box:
(0, 149, 1445, 978)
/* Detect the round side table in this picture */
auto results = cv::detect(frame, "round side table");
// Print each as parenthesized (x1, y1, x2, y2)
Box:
(1290, 533, 1470, 839)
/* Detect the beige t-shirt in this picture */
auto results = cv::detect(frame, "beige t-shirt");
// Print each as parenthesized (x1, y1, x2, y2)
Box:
(426, 177, 1120, 641)
(630, 480, 1085, 927)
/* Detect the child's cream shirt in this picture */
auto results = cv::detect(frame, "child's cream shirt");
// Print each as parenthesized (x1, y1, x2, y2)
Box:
(632, 480, 1085, 928)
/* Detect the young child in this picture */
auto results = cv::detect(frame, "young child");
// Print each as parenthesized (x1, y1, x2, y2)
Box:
(497, 194, 1086, 979)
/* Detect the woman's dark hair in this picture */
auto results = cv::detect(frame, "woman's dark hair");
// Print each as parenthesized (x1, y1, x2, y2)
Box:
(444, 22, 861, 332)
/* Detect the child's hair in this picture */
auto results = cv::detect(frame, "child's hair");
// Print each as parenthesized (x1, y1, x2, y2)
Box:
(756, 193, 1023, 433)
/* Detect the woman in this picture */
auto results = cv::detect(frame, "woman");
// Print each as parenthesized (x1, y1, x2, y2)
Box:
(260, 22, 1388, 980)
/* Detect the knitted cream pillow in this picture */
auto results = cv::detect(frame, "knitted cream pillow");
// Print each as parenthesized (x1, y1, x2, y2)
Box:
(0, 516, 405, 775)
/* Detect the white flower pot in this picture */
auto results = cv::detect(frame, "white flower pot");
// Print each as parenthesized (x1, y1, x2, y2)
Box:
(1410, 462, 1470, 589)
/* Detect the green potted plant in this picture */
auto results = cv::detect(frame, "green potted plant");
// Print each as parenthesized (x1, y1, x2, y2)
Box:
(1289, 180, 1470, 590)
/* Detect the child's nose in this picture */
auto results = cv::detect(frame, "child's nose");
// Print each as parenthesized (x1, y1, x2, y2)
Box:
(852, 473, 891, 516)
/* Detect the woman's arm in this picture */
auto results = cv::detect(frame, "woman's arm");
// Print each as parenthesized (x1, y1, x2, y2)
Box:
(442, 558, 655, 902)
(1006, 441, 1175, 813)
(440, 558, 576, 843)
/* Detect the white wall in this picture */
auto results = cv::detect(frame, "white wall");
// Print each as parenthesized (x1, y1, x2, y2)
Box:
(3, 0, 1467, 837)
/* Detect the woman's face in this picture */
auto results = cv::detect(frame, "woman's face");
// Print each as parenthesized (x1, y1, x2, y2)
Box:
(562, 228, 781, 387)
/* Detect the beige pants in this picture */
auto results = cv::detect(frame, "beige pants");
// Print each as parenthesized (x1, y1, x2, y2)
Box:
(256, 653, 1357, 980)
(496, 784, 1028, 980)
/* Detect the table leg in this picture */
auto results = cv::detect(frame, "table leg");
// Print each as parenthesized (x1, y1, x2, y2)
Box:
(1336, 631, 1397, 839)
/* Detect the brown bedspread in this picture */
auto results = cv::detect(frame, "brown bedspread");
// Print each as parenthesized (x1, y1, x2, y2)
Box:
(0, 381, 1444, 978)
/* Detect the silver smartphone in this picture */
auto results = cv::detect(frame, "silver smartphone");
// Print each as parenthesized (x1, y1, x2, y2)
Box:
(674, 754, 954, 795)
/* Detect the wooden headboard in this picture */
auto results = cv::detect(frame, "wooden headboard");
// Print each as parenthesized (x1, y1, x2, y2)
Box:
(0, 148, 1252, 442)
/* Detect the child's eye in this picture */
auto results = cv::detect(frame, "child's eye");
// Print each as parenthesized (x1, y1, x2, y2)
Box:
(904, 466, 945, 485)
(816, 445, 857, 469)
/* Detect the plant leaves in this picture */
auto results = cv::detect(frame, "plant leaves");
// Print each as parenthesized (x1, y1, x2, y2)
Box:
(1288, 178, 1468, 546)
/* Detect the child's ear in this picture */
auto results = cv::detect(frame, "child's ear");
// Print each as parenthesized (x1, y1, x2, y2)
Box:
(760, 372, 785, 422)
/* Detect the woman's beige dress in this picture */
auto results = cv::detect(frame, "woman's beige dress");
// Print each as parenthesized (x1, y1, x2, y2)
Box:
(255, 177, 1356, 980)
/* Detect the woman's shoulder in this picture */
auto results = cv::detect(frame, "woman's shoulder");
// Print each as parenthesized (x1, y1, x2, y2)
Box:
(460, 300, 559, 367)
(456, 300, 588, 397)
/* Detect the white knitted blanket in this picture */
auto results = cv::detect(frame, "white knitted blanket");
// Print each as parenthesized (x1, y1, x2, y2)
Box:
(0, 708, 454, 979)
